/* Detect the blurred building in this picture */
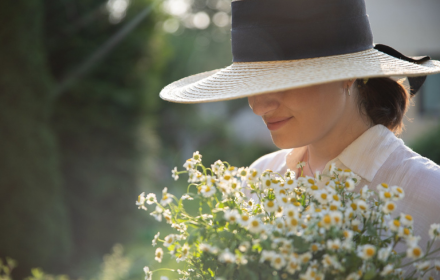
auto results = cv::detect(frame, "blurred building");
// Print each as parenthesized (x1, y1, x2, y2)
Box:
(367, 0, 440, 144)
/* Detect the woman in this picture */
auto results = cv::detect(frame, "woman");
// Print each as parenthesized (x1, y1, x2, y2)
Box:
(160, 0, 440, 257)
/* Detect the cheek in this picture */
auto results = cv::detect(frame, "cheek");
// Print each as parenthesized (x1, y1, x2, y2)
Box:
(271, 90, 344, 148)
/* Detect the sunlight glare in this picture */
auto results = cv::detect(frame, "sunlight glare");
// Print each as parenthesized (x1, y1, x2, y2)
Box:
(106, 0, 130, 24)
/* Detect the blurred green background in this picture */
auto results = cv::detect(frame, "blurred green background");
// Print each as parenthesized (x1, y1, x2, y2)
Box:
(0, 0, 439, 279)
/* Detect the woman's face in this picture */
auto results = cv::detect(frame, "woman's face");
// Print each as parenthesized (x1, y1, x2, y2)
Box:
(248, 81, 354, 149)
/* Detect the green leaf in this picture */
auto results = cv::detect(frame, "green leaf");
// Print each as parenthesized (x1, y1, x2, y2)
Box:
(364, 266, 377, 280)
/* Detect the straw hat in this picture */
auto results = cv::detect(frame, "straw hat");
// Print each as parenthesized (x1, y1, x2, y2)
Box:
(160, 0, 440, 104)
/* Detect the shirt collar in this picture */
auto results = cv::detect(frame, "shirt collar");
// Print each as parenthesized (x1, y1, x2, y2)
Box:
(337, 124, 404, 182)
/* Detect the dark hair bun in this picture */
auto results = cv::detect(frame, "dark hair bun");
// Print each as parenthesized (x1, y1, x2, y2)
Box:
(355, 77, 410, 136)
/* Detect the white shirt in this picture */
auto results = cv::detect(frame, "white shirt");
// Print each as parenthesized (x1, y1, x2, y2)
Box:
(249, 124, 440, 258)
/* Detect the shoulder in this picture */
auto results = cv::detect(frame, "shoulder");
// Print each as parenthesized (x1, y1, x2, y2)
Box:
(386, 143, 440, 180)
(249, 149, 292, 173)
(379, 143, 440, 198)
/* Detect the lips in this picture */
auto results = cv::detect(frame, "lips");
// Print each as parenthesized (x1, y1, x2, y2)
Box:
(265, 117, 293, 131)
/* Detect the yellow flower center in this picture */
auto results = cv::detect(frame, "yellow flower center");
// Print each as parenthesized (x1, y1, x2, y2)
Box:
(308, 179, 315, 184)
(205, 186, 211, 192)
(252, 220, 259, 227)
(351, 203, 357, 211)
(381, 183, 389, 189)
(413, 247, 421, 257)
(330, 205, 338, 211)
(366, 248, 375, 257)
(242, 215, 249, 221)
(323, 215, 331, 224)
(265, 180, 271, 187)
(387, 203, 395, 211)
(393, 220, 400, 227)
(290, 218, 298, 226)
(311, 244, 319, 252)
(287, 179, 294, 185)
(321, 193, 327, 199)
(405, 215, 413, 221)
(403, 228, 410, 235)
(384, 192, 392, 198)
(311, 185, 319, 190)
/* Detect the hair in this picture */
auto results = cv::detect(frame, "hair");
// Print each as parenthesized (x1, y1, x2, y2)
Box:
(354, 77, 412, 136)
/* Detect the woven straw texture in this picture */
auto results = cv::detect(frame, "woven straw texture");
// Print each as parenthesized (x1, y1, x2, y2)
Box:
(160, 49, 440, 103)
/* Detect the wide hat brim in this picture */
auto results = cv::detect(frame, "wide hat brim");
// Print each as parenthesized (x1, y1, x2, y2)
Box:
(160, 48, 440, 104)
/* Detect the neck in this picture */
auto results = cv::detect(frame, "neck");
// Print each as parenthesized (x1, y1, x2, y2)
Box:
(307, 115, 372, 174)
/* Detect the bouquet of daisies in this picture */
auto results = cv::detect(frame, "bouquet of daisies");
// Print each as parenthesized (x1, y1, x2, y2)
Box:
(138, 152, 440, 280)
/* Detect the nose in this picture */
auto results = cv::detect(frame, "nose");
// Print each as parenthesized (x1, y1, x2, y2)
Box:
(248, 93, 279, 116)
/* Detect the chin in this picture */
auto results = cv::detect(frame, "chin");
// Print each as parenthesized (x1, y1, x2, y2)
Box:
(270, 134, 299, 149)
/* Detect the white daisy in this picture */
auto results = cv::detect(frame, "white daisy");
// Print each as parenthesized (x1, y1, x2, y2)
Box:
(391, 185, 405, 200)
(260, 250, 275, 263)
(183, 158, 197, 171)
(248, 217, 264, 233)
(377, 183, 390, 192)
(143, 266, 152, 280)
(150, 209, 162, 222)
(286, 256, 300, 274)
(155, 247, 164, 263)
(181, 194, 193, 200)
(429, 223, 440, 240)
(357, 244, 376, 260)
(315, 189, 331, 205)
(327, 239, 342, 251)
(218, 249, 236, 263)
(152, 232, 160, 247)
(344, 178, 355, 191)
(238, 241, 250, 252)
(406, 245, 423, 259)
(192, 151, 202, 162)
(264, 199, 278, 212)
(238, 212, 251, 227)
(146, 193, 157, 205)
(247, 168, 260, 182)
(414, 260, 430, 271)
(136, 192, 147, 210)
(224, 209, 240, 224)
(237, 167, 249, 180)
(171, 167, 179, 181)
(360, 185, 371, 199)
(160, 187, 173, 206)
(270, 254, 286, 270)
(176, 243, 190, 262)
(200, 184, 216, 197)
(379, 264, 394, 276)
(378, 246, 392, 262)
(163, 234, 176, 247)
(389, 219, 401, 232)
(399, 213, 413, 227)
(382, 201, 396, 214)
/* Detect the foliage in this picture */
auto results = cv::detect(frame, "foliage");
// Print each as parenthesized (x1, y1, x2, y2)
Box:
(0, 1, 72, 276)
(409, 124, 440, 165)
(139, 152, 440, 280)
(43, 0, 171, 270)
(0, 244, 134, 280)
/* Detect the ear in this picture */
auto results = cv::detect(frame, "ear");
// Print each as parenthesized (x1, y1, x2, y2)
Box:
(346, 79, 356, 89)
